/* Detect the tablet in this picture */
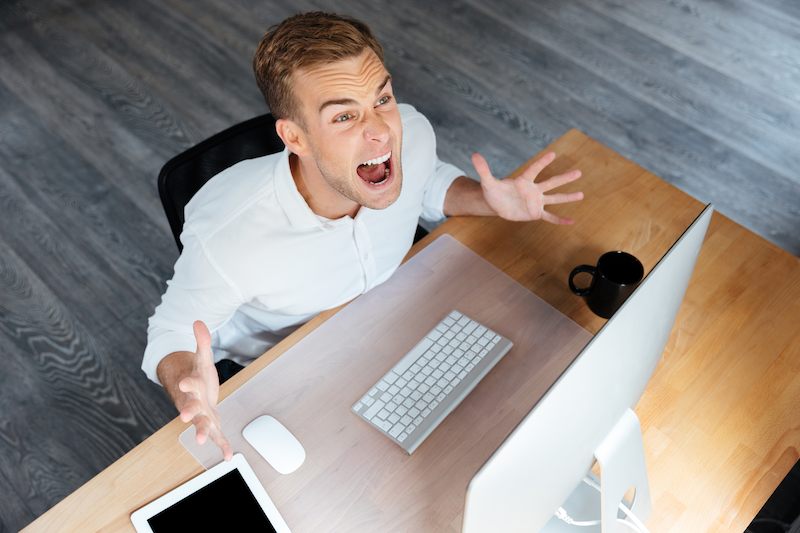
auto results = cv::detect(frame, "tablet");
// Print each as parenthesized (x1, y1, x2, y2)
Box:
(130, 453, 291, 532)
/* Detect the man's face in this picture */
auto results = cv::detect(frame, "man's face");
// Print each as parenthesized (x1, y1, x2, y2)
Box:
(290, 50, 403, 213)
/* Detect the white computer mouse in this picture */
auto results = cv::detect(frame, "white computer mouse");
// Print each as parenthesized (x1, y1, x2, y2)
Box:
(242, 415, 306, 475)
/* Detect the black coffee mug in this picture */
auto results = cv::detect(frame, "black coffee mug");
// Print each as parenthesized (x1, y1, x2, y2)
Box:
(568, 251, 644, 318)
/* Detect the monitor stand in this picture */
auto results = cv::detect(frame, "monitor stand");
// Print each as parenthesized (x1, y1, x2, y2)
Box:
(541, 409, 652, 532)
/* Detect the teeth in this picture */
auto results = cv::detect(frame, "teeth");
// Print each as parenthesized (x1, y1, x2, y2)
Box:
(360, 152, 391, 166)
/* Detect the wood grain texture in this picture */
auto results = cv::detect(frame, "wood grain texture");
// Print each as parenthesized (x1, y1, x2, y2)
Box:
(1, 0, 798, 531)
(22, 131, 800, 533)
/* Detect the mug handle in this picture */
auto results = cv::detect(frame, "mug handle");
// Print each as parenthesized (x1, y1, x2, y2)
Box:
(569, 265, 596, 296)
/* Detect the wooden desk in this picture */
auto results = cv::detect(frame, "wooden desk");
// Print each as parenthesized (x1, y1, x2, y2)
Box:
(25, 130, 800, 532)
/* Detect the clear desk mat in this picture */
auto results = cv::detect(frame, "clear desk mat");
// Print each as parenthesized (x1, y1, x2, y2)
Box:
(180, 234, 591, 532)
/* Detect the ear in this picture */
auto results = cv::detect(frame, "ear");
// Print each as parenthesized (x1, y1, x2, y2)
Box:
(276, 118, 311, 157)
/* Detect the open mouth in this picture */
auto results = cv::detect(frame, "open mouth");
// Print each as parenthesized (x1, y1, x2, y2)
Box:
(356, 151, 392, 187)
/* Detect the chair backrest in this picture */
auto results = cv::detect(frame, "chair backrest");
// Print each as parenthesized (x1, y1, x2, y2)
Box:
(157, 113, 284, 251)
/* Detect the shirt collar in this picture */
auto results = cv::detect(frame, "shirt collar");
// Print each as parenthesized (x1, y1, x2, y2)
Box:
(273, 148, 326, 230)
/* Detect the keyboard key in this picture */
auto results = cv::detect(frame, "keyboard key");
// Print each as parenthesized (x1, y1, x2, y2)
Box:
(389, 426, 403, 438)
(364, 401, 384, 420)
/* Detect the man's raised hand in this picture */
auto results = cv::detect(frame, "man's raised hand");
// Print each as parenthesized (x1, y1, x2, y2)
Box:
(471, 151, 584, 224)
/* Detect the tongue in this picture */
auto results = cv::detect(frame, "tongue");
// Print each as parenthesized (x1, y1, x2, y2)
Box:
(357, 162, 387, 183)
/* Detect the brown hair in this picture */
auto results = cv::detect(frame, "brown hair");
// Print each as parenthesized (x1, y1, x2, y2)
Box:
(253, 12, 385, 125)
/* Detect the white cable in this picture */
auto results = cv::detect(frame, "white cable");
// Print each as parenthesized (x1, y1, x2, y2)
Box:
(555, 506, 600, 527)
(581, 476, 650, 533)
(552, 477, 651, 533)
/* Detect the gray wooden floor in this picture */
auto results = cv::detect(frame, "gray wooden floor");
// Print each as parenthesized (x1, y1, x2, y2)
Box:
(1, 0, 798, 530)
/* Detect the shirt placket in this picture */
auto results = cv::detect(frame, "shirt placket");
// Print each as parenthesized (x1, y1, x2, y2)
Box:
(353, 217, 377, 292)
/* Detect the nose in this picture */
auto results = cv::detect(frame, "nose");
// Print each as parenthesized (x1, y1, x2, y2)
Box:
(362, 111, 390, 145)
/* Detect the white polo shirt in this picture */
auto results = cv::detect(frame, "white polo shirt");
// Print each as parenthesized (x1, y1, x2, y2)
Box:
(142, 104, 464, 384)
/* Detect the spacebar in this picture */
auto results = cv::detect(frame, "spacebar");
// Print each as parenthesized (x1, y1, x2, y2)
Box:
(392, 337, 434, 375)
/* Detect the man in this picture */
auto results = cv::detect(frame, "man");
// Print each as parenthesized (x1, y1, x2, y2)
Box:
(143, 12, 583, 461)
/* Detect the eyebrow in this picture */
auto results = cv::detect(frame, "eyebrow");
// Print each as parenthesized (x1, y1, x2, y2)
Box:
(318, 74, 392, 114)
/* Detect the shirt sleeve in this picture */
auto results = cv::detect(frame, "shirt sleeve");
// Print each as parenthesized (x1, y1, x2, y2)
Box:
(411, 109, 464, 223)
(420, 158, 464, 223)
(142, 230, 245, 384)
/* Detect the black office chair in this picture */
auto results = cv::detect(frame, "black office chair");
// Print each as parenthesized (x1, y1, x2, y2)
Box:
(158, 114, 285, 253)
(157, 113, 428, 383)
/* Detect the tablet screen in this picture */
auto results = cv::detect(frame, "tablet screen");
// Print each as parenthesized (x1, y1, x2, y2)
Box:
(146, 469, 277, 532)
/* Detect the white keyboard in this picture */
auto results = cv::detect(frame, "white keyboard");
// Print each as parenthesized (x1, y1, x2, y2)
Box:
(352, 310, 513, 454)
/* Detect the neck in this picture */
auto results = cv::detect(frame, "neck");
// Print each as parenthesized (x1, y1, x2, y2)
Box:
(290, 153, 359, 219)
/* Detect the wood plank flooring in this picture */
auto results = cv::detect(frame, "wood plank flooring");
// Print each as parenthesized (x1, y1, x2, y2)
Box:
(0, 0, 798, 530)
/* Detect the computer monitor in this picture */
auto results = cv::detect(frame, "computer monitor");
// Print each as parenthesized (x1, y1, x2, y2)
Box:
(463, 205, 714, 533)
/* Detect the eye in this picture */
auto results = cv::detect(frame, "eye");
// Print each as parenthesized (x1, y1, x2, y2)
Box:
(377, 95, 393, 106)
(333, 113, 354, 123)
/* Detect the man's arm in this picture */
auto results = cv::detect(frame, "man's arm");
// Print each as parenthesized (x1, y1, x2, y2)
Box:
(442, 176, 496, 217)
(144, 230, 243, 460)
(443, 151, 583, 224)
(157, 321, 233, 461)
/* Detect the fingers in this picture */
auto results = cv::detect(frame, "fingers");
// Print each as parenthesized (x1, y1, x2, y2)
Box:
(193, 320, 215, 369)
(522, 151, 557, 181)
(190, 410, 233, 461)
(471, 152, 496, 184)
(541, 209, 575, 225)
(539, 169, 582, 192)
(179, 396, 204, 423)
(208, 428, 234, 462)
(542, 191, 584, 206)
